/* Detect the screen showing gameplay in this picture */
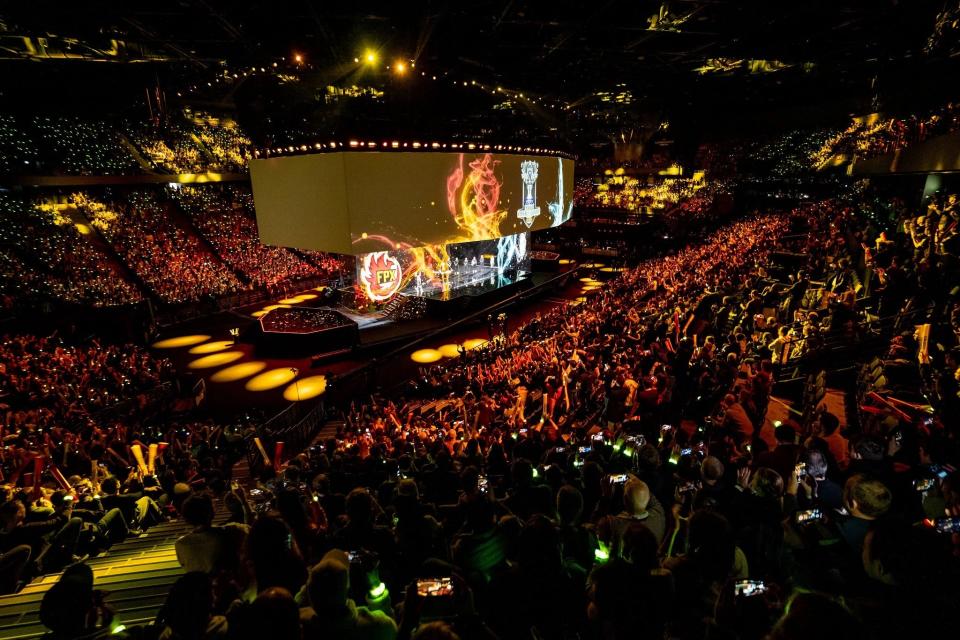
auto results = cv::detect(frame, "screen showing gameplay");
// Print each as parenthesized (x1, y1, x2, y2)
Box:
(250, 151, 574, 255)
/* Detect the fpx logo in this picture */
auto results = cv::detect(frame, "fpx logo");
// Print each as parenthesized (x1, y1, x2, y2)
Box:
(360, 251, 403, 301)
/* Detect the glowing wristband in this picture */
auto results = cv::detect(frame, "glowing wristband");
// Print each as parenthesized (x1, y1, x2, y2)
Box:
(369, 582, 387, 598)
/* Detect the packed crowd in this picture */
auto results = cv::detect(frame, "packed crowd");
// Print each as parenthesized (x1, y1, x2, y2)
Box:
(577, 168, 708, 215)
(0, 333, 175, 435)
(192, 115, 251, 172)
(1, 186, 344, 312)
(0, 115, 42, 174)
(741, 129, 839, 177)
(73, 191, 245, 304)
(813, 102, 960, 167)
(32, 116, 141, 176)
(4, 180, 960, 640)
(171, 185, 330, 289)
(0, 329, 267, 594)
(0, 112, 252, 176)
(0, 194, 142, 310)
(128, 124, 208, 174)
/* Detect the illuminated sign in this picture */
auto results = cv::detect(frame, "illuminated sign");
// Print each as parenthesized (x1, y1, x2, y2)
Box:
(360, 251, 403, 301)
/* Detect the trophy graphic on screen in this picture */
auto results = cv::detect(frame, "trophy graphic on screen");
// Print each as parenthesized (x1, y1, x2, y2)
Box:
(516, 160, 541, 228)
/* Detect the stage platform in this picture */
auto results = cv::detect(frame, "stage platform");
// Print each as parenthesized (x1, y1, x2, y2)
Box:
(251, 307, 360, 357)
(350, 270, 546, 348)
(261, 270, 566, 356)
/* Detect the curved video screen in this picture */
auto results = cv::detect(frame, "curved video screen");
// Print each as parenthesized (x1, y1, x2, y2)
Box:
(250, 151, 574, 255)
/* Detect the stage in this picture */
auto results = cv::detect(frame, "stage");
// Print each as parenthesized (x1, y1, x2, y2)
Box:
(148, 264, 586, 413)
(239, 268, 568, 361)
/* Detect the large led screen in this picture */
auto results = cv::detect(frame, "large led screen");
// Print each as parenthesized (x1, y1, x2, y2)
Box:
(250, 152, 573, 256)
(354, 232, 531, 303)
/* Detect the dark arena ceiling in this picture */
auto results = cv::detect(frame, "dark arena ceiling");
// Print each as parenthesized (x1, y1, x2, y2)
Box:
(0, 1, 957, 151)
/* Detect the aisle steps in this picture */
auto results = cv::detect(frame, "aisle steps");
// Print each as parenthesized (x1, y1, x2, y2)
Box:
(0, 509, 230, 639)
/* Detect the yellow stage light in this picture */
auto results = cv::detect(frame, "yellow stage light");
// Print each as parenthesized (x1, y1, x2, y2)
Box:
(365, 51, 377, 64)
(188, 351, 245, 369)
(262, 304, 293, 312)
(210, 362, 267, 383)
(395, 61, 406, 74)
(277, 297, 303, 304)
(438, 344, 461, 358)
(152, 335, 211, 349)
(251, 310, 268, 318)
(246, 368, 299, 391)
(188, 340, 235, 354)
(583, 285, 601, 291)
(411, 349, 443, 364)
(294, 293, 318, 300)
(579, 277, 600, 283)
(283, 375, 328, 401)
(599, 267, 622, 273)
(462, 338, 488, 351)
(558, 259, 574, 265)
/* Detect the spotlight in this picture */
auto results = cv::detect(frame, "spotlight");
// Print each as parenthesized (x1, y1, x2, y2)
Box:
(365, 50, 377, 64)
(395, 61, 407, 74)
(293, 53, 303, 64)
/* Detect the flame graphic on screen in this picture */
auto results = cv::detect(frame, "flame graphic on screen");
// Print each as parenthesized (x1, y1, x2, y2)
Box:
(353, 153, 505, 301)
(359, 251, 403, 300)
(447, 154, 507, 242)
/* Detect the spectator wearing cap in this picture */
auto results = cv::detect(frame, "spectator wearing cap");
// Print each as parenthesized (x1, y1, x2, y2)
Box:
(300, 549, 398, 640)
(697, 456, 735, 513)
